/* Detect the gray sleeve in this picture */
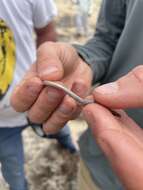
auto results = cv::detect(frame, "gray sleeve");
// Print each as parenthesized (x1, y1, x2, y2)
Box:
(74, 0, 126, 83)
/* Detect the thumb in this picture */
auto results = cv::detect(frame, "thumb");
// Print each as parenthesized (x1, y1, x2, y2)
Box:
(36, 42, 79, 81)
(36, 42, 64, 81)
(93, 66, 143, 109)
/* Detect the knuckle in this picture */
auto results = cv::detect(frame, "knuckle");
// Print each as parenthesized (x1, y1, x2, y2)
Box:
(25, 78, 43, 97)
(58, 97, 77, 116)
(73, 80, 90, 97)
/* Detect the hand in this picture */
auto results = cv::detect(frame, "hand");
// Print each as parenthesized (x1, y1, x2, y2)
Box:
(11, 42, 92, 134)
(83, 65, 143, 189)
(83, 104, 143, 190)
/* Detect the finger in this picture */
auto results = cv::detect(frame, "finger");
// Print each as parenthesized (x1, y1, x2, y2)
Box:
(28, 60, 91, 125)
(40, 59, 92, 127)
(71, 59, 93, 98)
(43, 96, 77, 134)
(83, 103, 122, 138)
(11, 65, 43, 112)
(83, 104, 143, 190)
(37, 42, 79, 81)
(28, 86, 65, 123)
(93, 66, 143, 109)
(83, 104, 143, 151)
(117, 111, 143, 143)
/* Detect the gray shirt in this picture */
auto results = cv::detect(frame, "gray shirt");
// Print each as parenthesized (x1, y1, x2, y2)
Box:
(75, 0, 143, 189)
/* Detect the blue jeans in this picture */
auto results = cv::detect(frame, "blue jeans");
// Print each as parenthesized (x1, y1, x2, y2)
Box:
(0, 125, 75, 190)
(0, 127, 28, 190)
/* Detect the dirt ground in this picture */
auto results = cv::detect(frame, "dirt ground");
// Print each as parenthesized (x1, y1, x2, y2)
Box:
(0, 0, 101, 189)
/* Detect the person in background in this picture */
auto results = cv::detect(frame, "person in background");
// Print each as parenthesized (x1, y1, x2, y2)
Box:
(0, 1, 76, 190)
(11, 0, 143, 189)
(72, 0, 93, 37)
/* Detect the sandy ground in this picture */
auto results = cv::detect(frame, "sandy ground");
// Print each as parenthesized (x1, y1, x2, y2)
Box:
(0, 1, 101, 189)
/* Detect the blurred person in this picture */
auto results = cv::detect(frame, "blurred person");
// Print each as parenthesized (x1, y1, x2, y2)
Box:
(11, 0, 143, 189)
(0, 0, 76, 190)
(72, 0, 93, 37)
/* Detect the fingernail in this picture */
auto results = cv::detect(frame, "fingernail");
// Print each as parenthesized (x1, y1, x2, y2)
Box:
(40, 66, 59, 77)
(59, 96, 76, 115)
(95, 82, 119, 94)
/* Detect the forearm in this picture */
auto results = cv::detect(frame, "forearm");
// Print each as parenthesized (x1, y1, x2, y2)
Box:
(36, 21, 57, 48)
